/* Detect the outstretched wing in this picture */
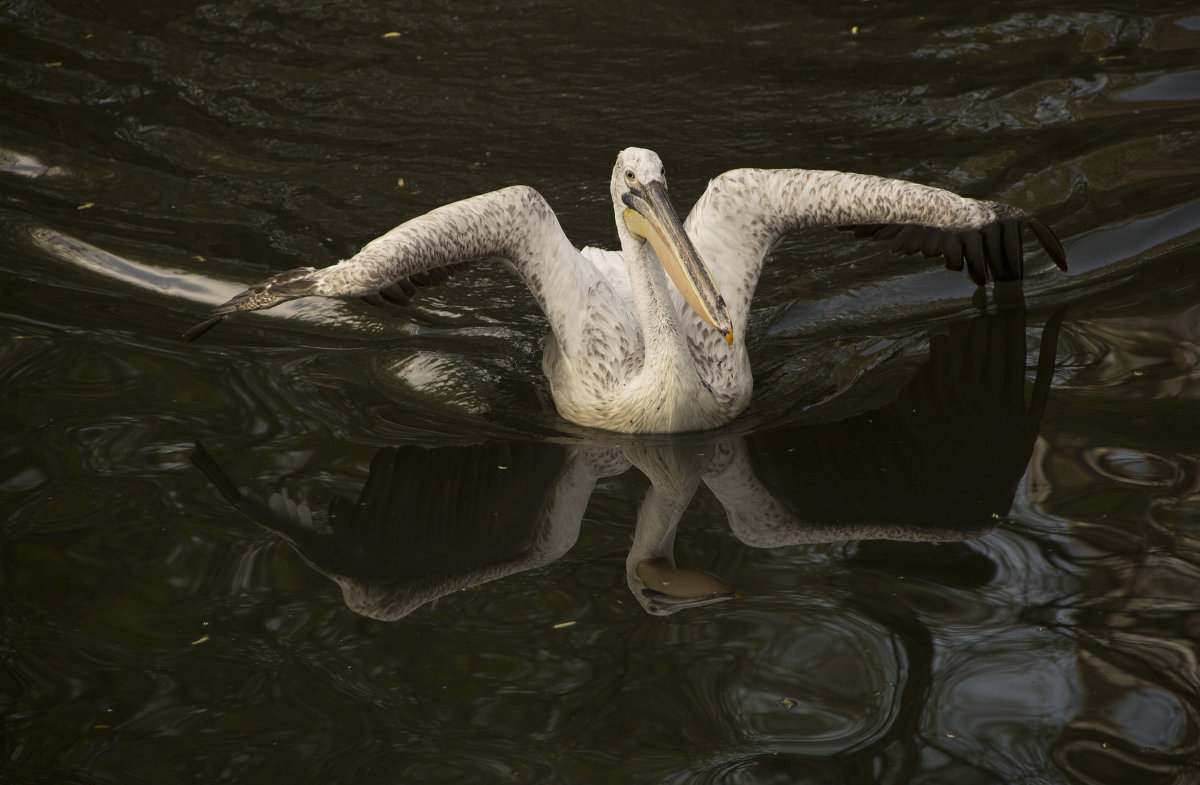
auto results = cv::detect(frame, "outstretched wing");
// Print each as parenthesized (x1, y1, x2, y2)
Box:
(183, 186, 635, 365)
(683, 168, 1068, 338)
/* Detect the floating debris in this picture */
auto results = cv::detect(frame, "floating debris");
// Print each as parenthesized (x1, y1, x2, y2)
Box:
(552, 620, 576, 630)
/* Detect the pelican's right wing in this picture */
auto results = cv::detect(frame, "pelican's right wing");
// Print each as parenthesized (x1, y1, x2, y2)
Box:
(684, 168, 1067, 333)
(183, 186, 631, 357)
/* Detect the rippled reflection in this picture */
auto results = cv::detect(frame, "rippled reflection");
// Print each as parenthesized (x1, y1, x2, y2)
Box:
(180, 300, 1072, 766)
(195, 301, 1059, 623)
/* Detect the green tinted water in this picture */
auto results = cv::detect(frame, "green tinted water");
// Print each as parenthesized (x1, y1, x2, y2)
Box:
(4, 2, 1200, 783)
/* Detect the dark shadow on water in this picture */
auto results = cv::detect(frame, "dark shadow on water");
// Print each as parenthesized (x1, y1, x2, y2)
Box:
(193, 297, 1064, 620)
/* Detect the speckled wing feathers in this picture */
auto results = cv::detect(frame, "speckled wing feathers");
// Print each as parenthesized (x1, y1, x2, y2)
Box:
(685, 168, 1068, 331)
(183, 185, 589, 342)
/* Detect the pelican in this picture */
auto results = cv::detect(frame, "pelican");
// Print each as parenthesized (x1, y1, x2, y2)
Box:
(185, 148, 1067, 432)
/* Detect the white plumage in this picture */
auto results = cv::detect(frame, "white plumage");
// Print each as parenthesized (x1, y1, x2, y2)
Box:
(185, 147, 1066, 433)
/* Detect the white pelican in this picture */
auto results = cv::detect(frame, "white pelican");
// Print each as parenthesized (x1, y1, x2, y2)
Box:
(185, 148, 1067, 432)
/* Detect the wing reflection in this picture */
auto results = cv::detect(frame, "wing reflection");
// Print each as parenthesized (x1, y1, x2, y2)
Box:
(710, 301, 1064, 548)
(194, 302, 1062, 619)
(192, 441, 628, 620)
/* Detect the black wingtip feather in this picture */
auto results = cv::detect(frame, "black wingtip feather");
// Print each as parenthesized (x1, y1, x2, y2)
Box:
(898, 225, 930, 256)
(1025, 217, 1068, 271)
(943, 235, 965, 272)
(183, 316, 225, 343)
(1001, 219, 1024, 281)
(962, 232, 987, 286)
(919, 231, 942, 259)
(982, 223, 1004, 282)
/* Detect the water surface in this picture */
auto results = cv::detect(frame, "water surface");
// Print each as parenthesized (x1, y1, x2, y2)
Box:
(4, 2, 1200, 783)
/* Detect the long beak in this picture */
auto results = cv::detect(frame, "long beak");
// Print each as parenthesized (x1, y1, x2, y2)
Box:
(636, 557, 739, 610)
(622, 182, 734, 345)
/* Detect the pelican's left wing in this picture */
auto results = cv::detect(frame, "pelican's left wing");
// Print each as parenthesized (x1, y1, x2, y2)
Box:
(684, 168, 1067, 334)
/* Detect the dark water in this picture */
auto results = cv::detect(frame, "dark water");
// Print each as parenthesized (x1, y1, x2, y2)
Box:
(4, 1, 1200, 783)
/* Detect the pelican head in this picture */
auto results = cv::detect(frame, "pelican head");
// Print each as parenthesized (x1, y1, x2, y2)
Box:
(613, 148, 733, 345)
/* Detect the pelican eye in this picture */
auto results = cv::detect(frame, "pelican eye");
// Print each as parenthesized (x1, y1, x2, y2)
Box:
(624, 169, 636, 182)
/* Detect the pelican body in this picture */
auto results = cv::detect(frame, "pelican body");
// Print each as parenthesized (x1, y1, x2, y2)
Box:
(185, 148, 1066, 433)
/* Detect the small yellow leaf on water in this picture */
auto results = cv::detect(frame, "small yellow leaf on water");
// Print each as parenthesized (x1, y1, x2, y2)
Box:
(191, 634, 210, 645)
(396, 177, 406, 187)
(76, 202, 94, 210)
(552, 621, 576, 630)
(45, 61, 63, 68)
(777, 697, 796, 709)
(850, 26, 859, 35)
(382, 31, 402, 38)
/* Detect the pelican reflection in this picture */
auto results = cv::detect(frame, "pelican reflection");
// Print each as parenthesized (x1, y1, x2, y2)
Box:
(194, 303, 1062, 619)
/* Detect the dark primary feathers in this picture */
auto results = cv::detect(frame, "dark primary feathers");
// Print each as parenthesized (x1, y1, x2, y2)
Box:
(358, 261, 474, 308)
(839, 207, 1068, 286)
